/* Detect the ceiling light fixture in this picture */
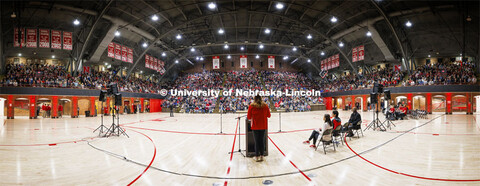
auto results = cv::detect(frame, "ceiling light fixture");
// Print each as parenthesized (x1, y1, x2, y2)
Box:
(142, 42, 148, 48)
(320, 51, 325, 56)
(224, 44, 229, 49)
(331, 16, 337, 23)
(114, 31, 120, 36)
(366, 31, 372, 37)
(405, 21, 412, 27)
(307, 34, 312, 39)
(276, 3, 284, 10)
(208, 2, 216, 9)
(292, 47, 297, 51)
(264, 28, 271, 34)
(73, 19, 80, 25)
(176, 34, 182, 40)
(218, 28, 224, 34)
(256, 55, 260, 59)
(151, 15, 159, 21)
(259, 44, 264, 49)
(162, 52, 166, 57)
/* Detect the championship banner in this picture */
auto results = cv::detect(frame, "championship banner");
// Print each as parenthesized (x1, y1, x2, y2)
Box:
(159, 60, 165, 74)
(127, 48, 133, 63)
(14, 28, 26, 48)
(121, 46, 128, 62)
(51, 30, 62, 49)
(26, 29, 37, 48)
(268, 56, 275, 69)
(153, 58, 158, 71)
(62, 31, 72, 50)
(327, 57, 332, 70)
(114, 44, 122, 60)
(39, 29, 50, 48)
(321, 60, 325, 71)
(212, 56, 220, 69)
(357, 45, 365, 61)
(240, 55, 247, 68)
(335, 54, 340, 68)
(145, 55, 150, 69)
(107, 43, 115, 58)
(352, 47, 358, 62)
(157, 58, 162, 72)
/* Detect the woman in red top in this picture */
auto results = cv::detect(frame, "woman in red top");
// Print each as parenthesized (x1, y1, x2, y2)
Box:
(247, 95, 271, 162)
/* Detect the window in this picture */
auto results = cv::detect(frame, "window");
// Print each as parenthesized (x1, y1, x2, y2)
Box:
(14, 58, 19, 63)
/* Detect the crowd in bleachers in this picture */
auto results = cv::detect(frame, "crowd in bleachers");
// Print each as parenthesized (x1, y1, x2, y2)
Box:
(2, 62, 477, 114)
(1, 64, 169, 94)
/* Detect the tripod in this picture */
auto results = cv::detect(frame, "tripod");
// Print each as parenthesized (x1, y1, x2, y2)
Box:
(228, 115, 247, 157)
(106, 107, 129, 137)
(93, 101, 109, 136)
(365, 99, 386, 132)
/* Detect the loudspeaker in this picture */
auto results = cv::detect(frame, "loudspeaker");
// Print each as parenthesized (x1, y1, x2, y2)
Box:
(373, 83, 383, 93)
(114, 93, 122, 106)
(99, 90, 107, 102)
(108, 83, 118, 95)
(370, 92, 378, 104)
(384, 90, 391, 100)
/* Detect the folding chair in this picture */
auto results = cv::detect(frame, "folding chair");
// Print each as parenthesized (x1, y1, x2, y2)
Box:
(332, 125, 343, 146)
(350, 121, 364, 140)
(315, 128, 335, 154)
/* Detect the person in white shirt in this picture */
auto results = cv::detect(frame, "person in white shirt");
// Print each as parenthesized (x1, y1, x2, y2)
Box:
(303, 114, 334, 148)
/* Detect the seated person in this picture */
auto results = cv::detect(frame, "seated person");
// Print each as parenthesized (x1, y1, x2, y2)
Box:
(303, 114, 333, 148)
(343, 107, 362, 137)
(396, 105, 407, 120)
(386, 105, 396, 120)
(332, 110, 341, 130)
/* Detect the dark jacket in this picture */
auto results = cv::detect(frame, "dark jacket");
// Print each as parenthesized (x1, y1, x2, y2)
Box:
(348, 111, 362, 125)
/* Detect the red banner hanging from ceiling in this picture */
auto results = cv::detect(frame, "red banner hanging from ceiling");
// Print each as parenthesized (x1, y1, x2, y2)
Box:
(145, 55, 150, 69)
(212, 56, 220, 69)
(114, 43, 122, 60)
(51, 30, 62, 49)
(26, 29, 37, 48)
(268, 56, 275, 69)
(62, 31, 72, 50)
(357, 45, 365, 61)
(127, 48, 133, 63)
(240, 55, 247, 68)
(39, 29, 50, 48)
(107, 43, 115, 58)
(121, 46, 128, 62)
(352, 47, 358, 62)
(13, 28, 25, 48)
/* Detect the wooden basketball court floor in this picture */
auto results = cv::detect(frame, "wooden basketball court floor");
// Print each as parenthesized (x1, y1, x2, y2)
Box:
(0, 111, 479, 185)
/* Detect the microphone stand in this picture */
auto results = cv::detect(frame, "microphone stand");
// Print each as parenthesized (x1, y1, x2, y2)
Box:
(229, 115, 247, 157)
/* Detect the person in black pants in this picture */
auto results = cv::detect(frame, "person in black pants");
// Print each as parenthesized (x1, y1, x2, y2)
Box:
(247, 95, 271, 162)
(169, 104, 174, 117)
(343, 107, 362, 137)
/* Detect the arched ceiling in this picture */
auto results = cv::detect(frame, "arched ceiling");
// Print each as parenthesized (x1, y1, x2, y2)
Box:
(1, 0, 479, 79)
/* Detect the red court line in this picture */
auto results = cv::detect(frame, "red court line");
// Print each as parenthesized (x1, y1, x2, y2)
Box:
(127, 129, 157, 186)
(224, 119, 240, 186)
(344, 136, 480, 182)
(0, 137, 96, 147)
(124, 125, 315, 136)
(268, 136, 312, 182)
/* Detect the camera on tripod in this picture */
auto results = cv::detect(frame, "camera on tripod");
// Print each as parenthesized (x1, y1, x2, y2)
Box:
(94, 83, 128, 138)
(365, 82, 394, 132)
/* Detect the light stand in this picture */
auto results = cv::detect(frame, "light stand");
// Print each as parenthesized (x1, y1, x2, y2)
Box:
(106, 106, 129, 137)
(93, 100, 108, 136)
(228, 115, 247, 157)
(381, 100, 396, 130)
(218, 113, 223, 134)
(365, 93, 386, 131)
